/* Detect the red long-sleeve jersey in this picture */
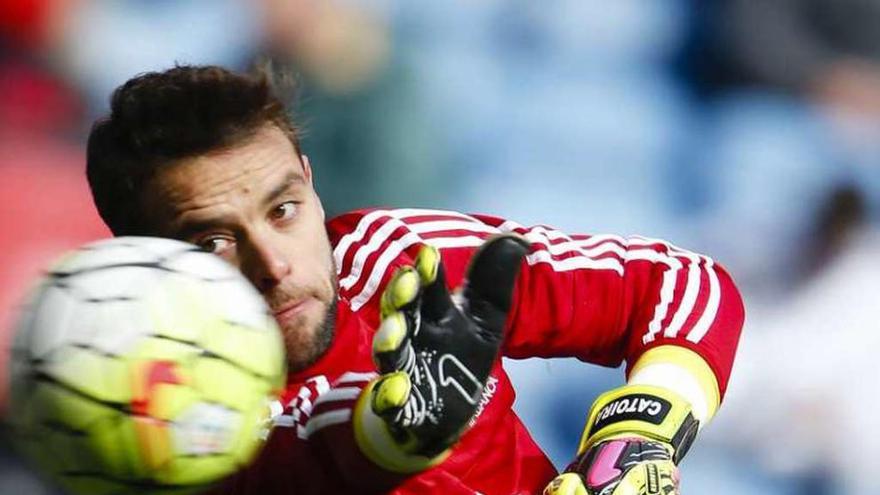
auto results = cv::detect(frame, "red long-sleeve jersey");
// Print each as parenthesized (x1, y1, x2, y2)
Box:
(217, 208, 744, 495)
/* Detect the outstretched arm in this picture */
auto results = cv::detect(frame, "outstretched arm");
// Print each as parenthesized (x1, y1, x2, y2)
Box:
(478, 218, 744, 494)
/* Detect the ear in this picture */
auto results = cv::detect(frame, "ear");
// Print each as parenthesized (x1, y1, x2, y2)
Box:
(301, 154, 314, 184)
(301, 154, 326, 221)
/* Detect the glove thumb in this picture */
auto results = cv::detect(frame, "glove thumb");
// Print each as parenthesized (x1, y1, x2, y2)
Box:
(462, 234, 530, 342)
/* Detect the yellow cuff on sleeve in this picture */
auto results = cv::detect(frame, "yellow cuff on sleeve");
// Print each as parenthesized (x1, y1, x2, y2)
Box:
(628, 345, 720, 424)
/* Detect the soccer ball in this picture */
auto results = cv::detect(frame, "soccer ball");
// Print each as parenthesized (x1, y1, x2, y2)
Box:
(7, 237, 287, 494)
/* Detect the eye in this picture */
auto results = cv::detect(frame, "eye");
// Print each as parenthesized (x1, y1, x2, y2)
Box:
(270, 201, 297, 222)
(197, 236, 234, 255)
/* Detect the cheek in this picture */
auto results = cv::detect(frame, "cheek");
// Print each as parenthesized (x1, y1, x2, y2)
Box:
(316, 244, 337, 293)
(295, 235, 335, 293)
(284, 212, 334, 290)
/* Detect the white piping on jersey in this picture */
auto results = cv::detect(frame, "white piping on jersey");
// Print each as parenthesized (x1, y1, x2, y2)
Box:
(303, 409, 351, 439)
(409, 219, 498, 235)
(686, 257, 720, 343)
(524, 250, 625, 274)
(662, 252, 702, 340)
(637, 237, 721, 344)
(349, 234, 492, 311)
(338, 214, 720, 343)
(339, 216, 413, 290)
(630, 249, 683, 345)
(300, 381, 372, 438)
(526, 240, 626, 273)
(523, 229, 628, 261)
(506, 225, 719, 345)
(497, 221, 626, 274)
(337, 212, 491, 291)
(336, 371, 378, 384)
(315, 386, 363, 403)
(334, 208, 481, 275)
(339, 217, 493, 291)
(335, 209, 500, 311)
(423, 235, 488, 250)
(632, 236, 719, 344)
(333, 209, 393, 266)
(273, 415, 296, 428)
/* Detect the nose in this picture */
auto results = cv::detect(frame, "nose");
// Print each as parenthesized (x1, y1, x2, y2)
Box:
(241, 232, 292, 293)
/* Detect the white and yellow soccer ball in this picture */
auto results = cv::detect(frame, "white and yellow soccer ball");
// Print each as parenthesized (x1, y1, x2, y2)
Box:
(7, 236, 286, 495)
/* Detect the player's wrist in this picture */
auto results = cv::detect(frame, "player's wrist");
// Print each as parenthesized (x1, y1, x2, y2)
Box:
(352, 378, 451, 474)
(578, 384, 699, 464)
(628, 345, 721, 425)
(547, 385, 695, 495)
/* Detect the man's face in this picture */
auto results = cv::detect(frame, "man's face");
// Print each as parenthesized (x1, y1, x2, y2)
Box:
(143, 125, 337, 372)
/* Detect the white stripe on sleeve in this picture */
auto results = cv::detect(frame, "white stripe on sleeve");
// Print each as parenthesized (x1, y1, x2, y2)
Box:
(303, 409, 352, 438)
(686, 258, 720, 343)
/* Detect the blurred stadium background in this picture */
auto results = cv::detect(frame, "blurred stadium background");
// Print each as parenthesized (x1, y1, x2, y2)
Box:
(2, 1, 879, 493)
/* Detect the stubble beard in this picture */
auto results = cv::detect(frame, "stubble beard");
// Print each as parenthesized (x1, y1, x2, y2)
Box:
(281, 259, 339, 373)
(285, 294, 338, 374)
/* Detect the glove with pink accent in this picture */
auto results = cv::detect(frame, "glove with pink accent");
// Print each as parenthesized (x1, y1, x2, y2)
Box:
(543, 385, 700, 495)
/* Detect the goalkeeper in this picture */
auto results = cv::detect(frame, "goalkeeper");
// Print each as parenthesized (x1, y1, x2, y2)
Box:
(85, 65, 745, 494)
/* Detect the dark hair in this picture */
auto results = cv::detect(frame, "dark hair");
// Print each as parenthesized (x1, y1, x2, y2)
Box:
(86, 64, 301, 235)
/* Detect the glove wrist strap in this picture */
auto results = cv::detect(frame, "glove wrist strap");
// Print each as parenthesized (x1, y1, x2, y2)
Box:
(579, 384, 699, 464)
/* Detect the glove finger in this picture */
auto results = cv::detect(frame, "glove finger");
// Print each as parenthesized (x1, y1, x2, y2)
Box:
(543, 473, 589, 495)
(413, 244, 455, 322)
(613, 461, 678, 495)
(376, 266, 421, 373)
(380, 266, 421, 318)
(611, 466, 647, 495)
(372, 311, 413, 373)
(371, 371, 411, 419)
(463, 234, 530, 339)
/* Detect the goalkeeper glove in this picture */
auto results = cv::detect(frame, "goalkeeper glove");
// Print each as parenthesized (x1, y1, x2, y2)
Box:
(544, 385, 700, 495)
(353, 235, 530, 473)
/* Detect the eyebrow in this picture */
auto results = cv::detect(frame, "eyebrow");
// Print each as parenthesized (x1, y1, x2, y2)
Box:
(262, 171, 305, 207)
(172, 171, 306, 239)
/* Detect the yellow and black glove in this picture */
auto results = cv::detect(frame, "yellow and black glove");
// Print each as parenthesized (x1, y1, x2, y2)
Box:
(353, 235, 530, 473)
(544, 385, 700, 495)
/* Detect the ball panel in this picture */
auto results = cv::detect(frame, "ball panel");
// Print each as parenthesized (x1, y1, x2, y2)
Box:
(163, 453, 238, 487)
(170, 402, 241, 459)
(145, 275, 214, 346)
(62, 237, 196, 269)
(41, 346, 131, 404)
(109, 236, 198, 259)
(88, 413, 148, 480)
(162, 249, 241, 283)
(32, 428, 89, 478)
(133, 416, 176, 476)
(148, 384, 199, 422)
(23, 385, 118, 477)
(29, 377, 122, 432)
(201, 321, 286, 384)
(190, 357, 270, 411)
(210, 277, 276, 331)
(131, 337, 203, 364)
(228, 400, 273, 465)
(61, 266, 163, 304)
(24, 284, 79, 360)
(51, 238, 165, 276)
(86, 299, 155, 357)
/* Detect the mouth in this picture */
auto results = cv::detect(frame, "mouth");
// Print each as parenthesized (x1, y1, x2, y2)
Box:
(272, 298, 315, 325)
